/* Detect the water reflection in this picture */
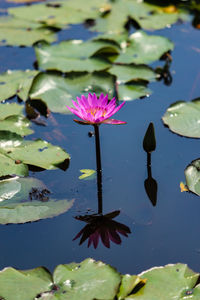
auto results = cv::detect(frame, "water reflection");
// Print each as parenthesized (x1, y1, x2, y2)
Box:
(143, 123, 158, 206)
(73, 125, 131, 248)
(73, 211, 131, 249)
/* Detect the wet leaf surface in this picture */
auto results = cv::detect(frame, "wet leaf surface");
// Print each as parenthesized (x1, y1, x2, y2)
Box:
(126, 264, 199, 299)
(185, 159, 200, 196)
(162, 99, 200, 138)
(0, 177, 74, 224)
(29, 72, 115, 114)
(0, 70, 39, 102)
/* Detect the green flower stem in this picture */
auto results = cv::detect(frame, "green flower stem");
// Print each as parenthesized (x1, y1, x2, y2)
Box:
(94, 124, 103, 214)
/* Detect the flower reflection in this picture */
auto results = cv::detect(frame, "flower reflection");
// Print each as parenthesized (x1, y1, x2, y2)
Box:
(73, 210, 131, 249)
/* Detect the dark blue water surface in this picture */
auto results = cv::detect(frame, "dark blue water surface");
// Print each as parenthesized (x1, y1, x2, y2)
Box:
(1, 2, 200, 276)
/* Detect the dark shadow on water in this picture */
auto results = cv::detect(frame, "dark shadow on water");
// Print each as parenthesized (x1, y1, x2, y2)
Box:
(73, 124, 131, 249)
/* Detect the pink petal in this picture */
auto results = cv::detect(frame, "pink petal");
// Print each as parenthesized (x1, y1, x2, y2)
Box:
(77, 97, 88, 110)
(66, 105, 83, 119)
(72, 100, 81, 111)
(88, 93, 94, 107)
(102, 119, 127, 125)
(101, 94, 108, 107)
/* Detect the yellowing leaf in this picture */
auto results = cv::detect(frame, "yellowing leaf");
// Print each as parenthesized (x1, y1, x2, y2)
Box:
(180, 182, 188, 192)
(79, 169, 96, 180)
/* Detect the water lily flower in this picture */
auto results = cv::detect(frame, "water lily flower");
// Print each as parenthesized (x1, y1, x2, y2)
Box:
(66, 93, 126, 125)
(73, 211, 131, 249)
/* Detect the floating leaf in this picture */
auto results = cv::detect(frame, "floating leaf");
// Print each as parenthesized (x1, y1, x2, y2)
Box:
(79, 169, 96, 180)
(126, 264, 200, 299)
(0, 103, 23, 120)
(109, 64, 157, 84)
(8, 0, 104, 29)
(0, 177, 74, 224)
(162, 99, 200, 138)
(115, 31, 174, 65)
(0, 261, 200, 299)
(118, 275, 146, 300)
(92, 0, 186, 33)
(44, 258, 121, 300)
(185, 159, 200, 196)
(180, 182, 188, 192)
(0, 266, 52, 300)
(29, 72, 115, 114)
(117, 84, 151, 101)
(0, 115, 33, 136)
(0, 131, 70, 176)
(6, 139, 70, 170)
(0, 152, 28, 177)
(0, 70, 39, 102)
(0, 17, 56, 46)
(35, 40, 119, 73)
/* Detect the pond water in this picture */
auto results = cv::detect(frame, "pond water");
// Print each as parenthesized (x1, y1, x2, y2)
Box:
(0, 1, 200, 276)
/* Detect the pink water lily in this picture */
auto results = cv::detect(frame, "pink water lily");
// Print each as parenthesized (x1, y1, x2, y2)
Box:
(66, 93, 126, 125)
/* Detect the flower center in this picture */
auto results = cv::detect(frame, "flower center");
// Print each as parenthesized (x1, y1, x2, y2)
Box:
(87, 107, 107, 118)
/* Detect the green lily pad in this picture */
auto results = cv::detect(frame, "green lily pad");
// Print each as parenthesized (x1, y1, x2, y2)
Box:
(0, 115, 33, 136)
(118, 84, 151, 101)
(118, 275, 146, 300)
(0, 103, 23, 120)
(79, 169, 96, 180)
(6, 139, 70, 170)
(0, 70, 39, 102)
(0, 261, 200, 300)
(0, 177, 74, 224)
(8, 0, 104, 29)
(0, 152, 28, 177)
(0, 266, 52, 300)
(162, 99, 200, 138)
(185, 159, 200, 196)
(0, 131, 70, 176)
(0, 17, 56, 46)
(92, 0, 186, 33)
(40, 258, 121, 299)
(109, 64, 157, 84)
(126, 264, 200, 299)
(35, 40, 119, 73)
(115, 31, 174, 65)
(29, 72, 115, 114)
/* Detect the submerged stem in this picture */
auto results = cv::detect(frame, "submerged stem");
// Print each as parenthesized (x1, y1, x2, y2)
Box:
(94, 125, 103, 214)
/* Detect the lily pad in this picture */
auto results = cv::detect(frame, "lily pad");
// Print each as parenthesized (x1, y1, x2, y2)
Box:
(0, 70, 39, 102)
(118, 275, 146, 300)
(8, 0, 103, 29)
(0, 177, 74, 224)
(126, 264, 200, 299)
(185, 159, 200, 196)
(0, 261, 199, 300)
(162, 99, 200, 138)
(0, 115, 33, 136)
(0, 152, 28, 177)
(0, 17, 56, 46)
(109, 64, 157, 83)
(0, 131, 70, 176)
(35, 40, 119, 73)
(115, 31, 174, 65)
(29, 72, 115, 114)
(92, 0, 186, 33)
(40, 258, 121, 300)
(117, 84, 151, 101)
(0, 266, 52, 300)
(0, 103, 23, 120)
